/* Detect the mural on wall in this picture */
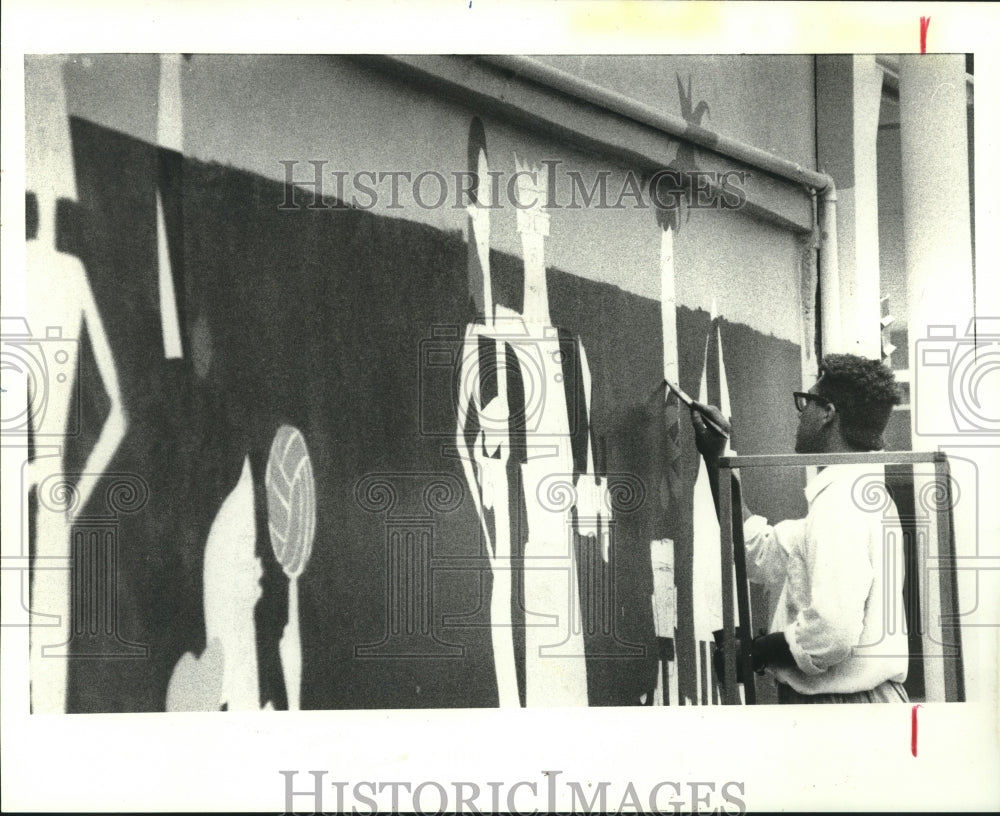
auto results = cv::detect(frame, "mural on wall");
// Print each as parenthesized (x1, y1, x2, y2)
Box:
(690, 301, 738, 706)
(649, 185, 683, 706)
(167, 457, 269, 711)
(21, 55, 809, 712)
(647, 75, 716, 706)
(25, 58, 130, 714)
(647, 538, 678, 705)
(165, 425, 315, 712)
(454, 120, 612, 706)
(651, 74, 711, 235)
(265, 424, 317, 712)
(648, 75, 761, 706)
(454, 122, 521, 707)
(155, 53, 186, 361)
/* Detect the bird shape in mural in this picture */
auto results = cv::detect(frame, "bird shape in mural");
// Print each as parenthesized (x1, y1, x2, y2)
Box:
(675, 72, 711, 170)
(653, 73, 712, 233)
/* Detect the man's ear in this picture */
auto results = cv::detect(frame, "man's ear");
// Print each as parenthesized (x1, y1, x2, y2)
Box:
(821, 402, 838, 428)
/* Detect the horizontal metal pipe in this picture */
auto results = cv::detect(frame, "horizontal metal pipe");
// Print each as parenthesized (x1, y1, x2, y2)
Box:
(479, 55, 834, 194)
(718, 451, 946, 468)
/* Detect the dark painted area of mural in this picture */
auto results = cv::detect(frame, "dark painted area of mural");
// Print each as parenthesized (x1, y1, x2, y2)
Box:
(53, 115, 805, 711)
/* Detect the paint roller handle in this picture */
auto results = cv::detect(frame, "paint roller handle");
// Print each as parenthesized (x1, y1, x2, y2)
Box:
(689, 400, 731, 458)
(663, 379, 731, 442)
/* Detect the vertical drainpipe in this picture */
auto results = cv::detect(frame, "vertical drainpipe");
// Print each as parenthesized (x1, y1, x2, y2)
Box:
(818, 181, 842, 355)
(800, 189, 821, 384)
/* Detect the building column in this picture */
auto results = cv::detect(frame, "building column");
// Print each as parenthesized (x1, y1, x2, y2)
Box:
(898, 54, 978, 702)
(815, 55, 885, 358)
(899, 55, 973, 332)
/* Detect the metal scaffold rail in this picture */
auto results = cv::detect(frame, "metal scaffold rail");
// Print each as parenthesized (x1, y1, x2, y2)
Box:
(714, 450, 963, 705)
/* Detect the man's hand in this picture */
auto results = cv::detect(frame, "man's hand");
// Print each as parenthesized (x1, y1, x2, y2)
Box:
(750, 631, 795, 671)
(689, 401, 730, 461)
(713, 629, 791, 686)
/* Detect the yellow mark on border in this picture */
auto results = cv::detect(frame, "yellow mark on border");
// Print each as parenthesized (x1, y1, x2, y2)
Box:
(571, 1, 722, 41)
(566, 1, 929, 53)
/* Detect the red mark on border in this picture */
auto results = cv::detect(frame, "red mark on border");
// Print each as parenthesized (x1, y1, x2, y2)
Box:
(911, 704, 923, 757)
(920, 16, 931, 53)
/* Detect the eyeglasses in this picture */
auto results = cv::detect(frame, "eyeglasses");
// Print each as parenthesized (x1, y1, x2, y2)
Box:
(793, 391, 834, 412)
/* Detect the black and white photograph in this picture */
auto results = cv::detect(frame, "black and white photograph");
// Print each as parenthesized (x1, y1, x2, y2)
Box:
(2, 2, 999, 812)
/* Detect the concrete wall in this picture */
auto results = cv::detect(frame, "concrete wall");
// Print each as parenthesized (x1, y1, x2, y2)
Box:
(27, 53, 816, 710)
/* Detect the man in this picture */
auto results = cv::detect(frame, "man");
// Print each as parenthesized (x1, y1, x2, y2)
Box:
(691, 353, 909, 703)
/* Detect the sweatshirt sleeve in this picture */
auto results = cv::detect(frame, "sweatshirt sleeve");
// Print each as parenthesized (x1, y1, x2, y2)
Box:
(742, 516, 803, 588)
(783, 504, 874, 675)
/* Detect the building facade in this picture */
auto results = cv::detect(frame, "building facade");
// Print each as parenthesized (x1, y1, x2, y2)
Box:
(21, 53, 986, 712)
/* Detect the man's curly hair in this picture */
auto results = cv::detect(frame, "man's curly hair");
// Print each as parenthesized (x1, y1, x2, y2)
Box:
(815, 354, 902, 451)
